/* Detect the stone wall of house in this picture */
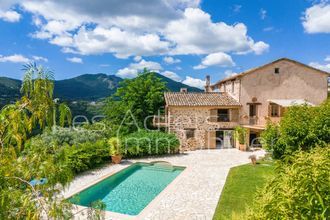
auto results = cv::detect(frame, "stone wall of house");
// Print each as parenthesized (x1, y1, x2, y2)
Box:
(218, 79, 240, 101)
(167, 106, 239, 151)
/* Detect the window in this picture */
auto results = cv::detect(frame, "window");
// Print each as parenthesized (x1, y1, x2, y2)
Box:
(270, 104, 280, 117)
(249, 104, 257, 117)
(218, 109, 230, 122)
(185, 129, 195, 139)
(231, 80, 235, 92)
(274, 68, 280, 74)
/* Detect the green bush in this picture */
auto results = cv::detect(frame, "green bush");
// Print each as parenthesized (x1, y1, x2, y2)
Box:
(248, 147, 330, 219)
(261, 100, 330, 159)
(235, 126, 248, 144)
(32, 127, 107, 147)
(122, 130, 179, 157)
(64, 140, 109, 173)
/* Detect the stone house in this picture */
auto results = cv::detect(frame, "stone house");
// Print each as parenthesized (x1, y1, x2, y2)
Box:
(154, 58, 329, 150)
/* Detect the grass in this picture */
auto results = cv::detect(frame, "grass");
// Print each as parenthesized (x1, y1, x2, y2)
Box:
(213, 160, 275, 220)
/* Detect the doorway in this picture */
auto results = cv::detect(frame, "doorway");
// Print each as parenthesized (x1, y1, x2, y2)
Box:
(216, 130, 234, 149)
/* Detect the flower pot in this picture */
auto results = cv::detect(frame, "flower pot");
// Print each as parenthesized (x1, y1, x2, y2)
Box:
(111, 155, 122, 164)
(239, 143, 246, 151)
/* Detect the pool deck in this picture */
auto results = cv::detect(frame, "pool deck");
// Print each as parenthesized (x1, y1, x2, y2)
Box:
(63, 148, 265, 220)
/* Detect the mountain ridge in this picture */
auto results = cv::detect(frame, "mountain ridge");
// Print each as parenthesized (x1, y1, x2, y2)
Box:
(0, 73, 202, 106)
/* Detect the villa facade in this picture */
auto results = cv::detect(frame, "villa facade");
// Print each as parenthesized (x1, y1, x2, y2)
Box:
(154, 58, 329, 150)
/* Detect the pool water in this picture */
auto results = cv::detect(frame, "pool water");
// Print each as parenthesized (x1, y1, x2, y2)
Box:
(69, 162, 184, 216)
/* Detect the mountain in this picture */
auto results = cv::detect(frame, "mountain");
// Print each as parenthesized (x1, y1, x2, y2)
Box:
(0, 73, 202, 106)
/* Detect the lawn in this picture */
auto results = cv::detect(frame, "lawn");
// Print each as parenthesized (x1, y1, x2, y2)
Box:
(213, 160, 275, 220)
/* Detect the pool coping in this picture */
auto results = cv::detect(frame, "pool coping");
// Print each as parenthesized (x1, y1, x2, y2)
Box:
(65, 161, 190, 220)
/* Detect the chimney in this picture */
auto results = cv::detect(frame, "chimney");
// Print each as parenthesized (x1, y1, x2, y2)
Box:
(180, 88, 188, 93)
(205, 75, 211, 92)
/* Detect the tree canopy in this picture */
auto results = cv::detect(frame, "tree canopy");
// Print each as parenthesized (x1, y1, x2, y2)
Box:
(104, 69, 167, 134)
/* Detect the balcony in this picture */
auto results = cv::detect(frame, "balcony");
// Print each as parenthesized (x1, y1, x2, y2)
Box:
(153, 115, 168, 127)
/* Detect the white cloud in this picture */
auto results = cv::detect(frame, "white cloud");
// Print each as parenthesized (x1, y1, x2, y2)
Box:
(325, 55, 330, 62)
(194, 52, 235, 69)
(224, 69, 238, 78)
(182, 76, 206, 89)
(165, 8, 269, 55)
(263, 26, 274, 32)
(116, 59, 163, 78)
(0, 10, 21, 22)
(163, 56, 181, 64)
(32, 55, 48, 62)
(260, 8, 267, 20)
(4, 1, 268, 58)
(161, 70, 182, 81)
(251, 41, 270, 55)
(302, 3, 330, 33)
(134, 56, 142, 62)
(0, 54, 30, 63)
(66, 57, 83, 64)
(309, 61, 330, 72)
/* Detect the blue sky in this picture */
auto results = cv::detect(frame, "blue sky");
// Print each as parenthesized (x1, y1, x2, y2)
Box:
(0, 0, 330, 88)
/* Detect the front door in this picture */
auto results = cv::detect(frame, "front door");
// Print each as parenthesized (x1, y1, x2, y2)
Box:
(216, 130, 234, 149)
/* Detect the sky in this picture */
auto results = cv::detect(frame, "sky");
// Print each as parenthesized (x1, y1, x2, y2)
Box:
(0, 0, 330, 89)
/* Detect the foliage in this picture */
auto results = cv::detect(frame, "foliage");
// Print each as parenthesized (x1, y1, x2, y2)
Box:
(0, 63, 71, 152)
(104, 69, 167, 134)
(32, 127, 107, 148)
(235, 126, 248, 144)
(64, 140, 110, 173)
(213, 160, 275, 220)
(261, 101, 330, 159)
(108, 137, 122, 156)
(122, 130, 179, 157)
(248, 147, 330, 219)
(0, 144, 74, 219)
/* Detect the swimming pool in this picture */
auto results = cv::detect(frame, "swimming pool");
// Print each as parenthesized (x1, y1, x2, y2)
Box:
(69, 162, 185, 216)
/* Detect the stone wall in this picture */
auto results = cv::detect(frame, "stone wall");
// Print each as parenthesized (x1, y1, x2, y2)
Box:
(167, 107, 239, 151)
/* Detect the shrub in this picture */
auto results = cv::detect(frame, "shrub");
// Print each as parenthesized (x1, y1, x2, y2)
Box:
(261, 100, 330, 159)
(64, 140, 109, 173)
(122, 130, 179, 157)
(235, 126, 247, 145)
(32, 127, 107, 148)
(248, 147, 330, 219)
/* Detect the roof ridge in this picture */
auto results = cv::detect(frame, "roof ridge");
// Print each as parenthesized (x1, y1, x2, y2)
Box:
(211, 57, 330, 87)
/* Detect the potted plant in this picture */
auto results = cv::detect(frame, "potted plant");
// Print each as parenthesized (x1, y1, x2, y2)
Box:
(235, 126, 248, 151)
(108, 137, 123, 164)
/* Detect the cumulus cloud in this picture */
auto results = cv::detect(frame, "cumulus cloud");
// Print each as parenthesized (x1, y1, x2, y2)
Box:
(194, 52, 235, 69)
(0, 10, 21, 22)
(0, 1, 267, 58)
(163, 56, 181, 64)
(161, 70, 182, 81)
(182, 76, 206, 89)
(224, 69, 238, 78)
(325, 55, 330, 62)
(66, 57, 83, 64)
(116, 59, 163, 78)
(0, 54, 30, 63)
(302, 3, 330, 33)
(309, 61, 330, 72)
(32, 55, 48, 62)
(165, 8, 269, 55)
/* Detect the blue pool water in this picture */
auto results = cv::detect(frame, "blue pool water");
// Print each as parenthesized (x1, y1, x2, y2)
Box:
(69, 162, 184, 215)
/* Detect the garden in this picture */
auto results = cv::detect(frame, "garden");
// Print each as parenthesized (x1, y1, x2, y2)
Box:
(0, 65, 180, 219)
(214, 100, 330, 219)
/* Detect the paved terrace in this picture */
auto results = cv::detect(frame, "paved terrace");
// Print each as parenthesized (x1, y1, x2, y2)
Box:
(63, 149, 265, 220)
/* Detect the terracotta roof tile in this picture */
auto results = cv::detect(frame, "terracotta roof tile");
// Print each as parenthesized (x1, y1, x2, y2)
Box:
(164, 92, 241, 107)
